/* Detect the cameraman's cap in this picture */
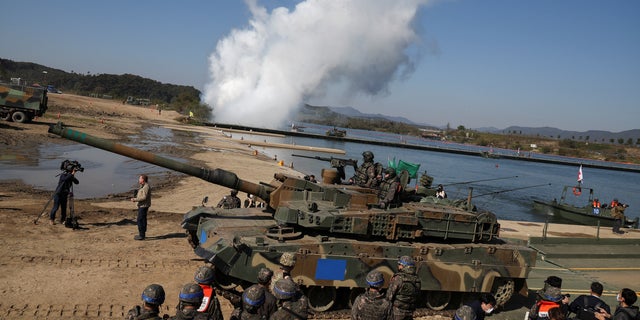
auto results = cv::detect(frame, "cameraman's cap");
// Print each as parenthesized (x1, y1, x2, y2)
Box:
(545, 276, 562, 288)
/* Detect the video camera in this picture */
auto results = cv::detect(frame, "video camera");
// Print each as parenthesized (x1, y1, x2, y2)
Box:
(60, 159, 84, 173)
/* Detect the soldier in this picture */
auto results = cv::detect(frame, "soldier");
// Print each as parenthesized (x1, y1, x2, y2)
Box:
(230, 284, 266, 320)
(349, 151, 383, 188)
(257, 268, 277, 319)
(377, 168, 400, 209)
(271, 252, 296, 293)
(453, 305, 477, 320)
(217, 189, 242, 209)
(193, 265, 223, 320)
(270, 278, 308, 320)
(126, 284, 166, 320)
(168, 283, 208, 320)
(351, 270, 392, 320)
(386, 256, 420, 320)
(611, 202, 628, 234)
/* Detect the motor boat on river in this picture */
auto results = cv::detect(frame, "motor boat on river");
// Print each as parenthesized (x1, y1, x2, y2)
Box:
(533, 185, 639, 229)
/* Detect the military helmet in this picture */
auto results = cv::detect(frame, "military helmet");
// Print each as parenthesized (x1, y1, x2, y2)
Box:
(384, 167, 396, 178)
(398, 255, 415, 267)
(194, 265, 215, 284)
(231, 189, 238, 196)
(279, 252, 296, 267)
(273, 279, 297, 300)
(365, 270, 384, 288)
(141, 284, 165, 305)
(454, 305, 477, 320)
(362, 151, 374, 161)
(178, 283, 204, 305)
(243, 285, 266, 307)
(257, 267, 274, 284)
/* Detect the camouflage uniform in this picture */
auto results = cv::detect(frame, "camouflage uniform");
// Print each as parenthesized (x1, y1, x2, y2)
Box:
(126, 284, 166, 320)
(125, 306, 164, 320)
(269, 297, 309, 320)
(270, 253, 296, 293)
(193, 265, 224, 320)
(454, 305, 477, 320)
(377, 168, 400, 208)
(351, 151, 382, 188)
(351, 290, 392, 320)
(611, 205, 626, 234)
(217, 190, 242, 209)
(270, 278, 308, 320)
(386, 257, 420, 320)
(230, 285, 266, 320)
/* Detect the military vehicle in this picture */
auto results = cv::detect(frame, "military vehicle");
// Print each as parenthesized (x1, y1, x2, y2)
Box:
(47, 122, 537, 312)
(0, 83, 48, 123)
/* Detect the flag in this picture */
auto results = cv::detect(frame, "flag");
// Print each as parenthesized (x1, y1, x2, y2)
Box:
(577, 165, 583, 183)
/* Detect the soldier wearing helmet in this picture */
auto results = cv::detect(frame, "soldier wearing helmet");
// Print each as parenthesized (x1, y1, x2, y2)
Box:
(217, 189, 242, 209)
(168, 283, 207, 320)
(349, 151, 383, 188)
(351, 270, 392, 320)
(193, 265, 223, 320)
(386, 256, 421, 320)
(377, 167, 400, 209)
(256, 267, 277, 318)
(270, 252, 297, 293)
(270, 278, 309, 320)
(229, 284, 266, 320)
(126, 284, 167, 320)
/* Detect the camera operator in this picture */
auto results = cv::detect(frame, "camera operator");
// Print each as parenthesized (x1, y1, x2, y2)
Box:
(49, 164, 80, 225)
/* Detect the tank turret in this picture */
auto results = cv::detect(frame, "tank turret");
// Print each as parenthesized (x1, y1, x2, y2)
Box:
(47, 122, 536, 313)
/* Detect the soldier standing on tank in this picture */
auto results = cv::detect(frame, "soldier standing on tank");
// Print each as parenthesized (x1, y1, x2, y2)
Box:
(386, 256, 421, 320)
(168, 283, 208, 320)
(217, 189, 242, 209)
(270, 278, 309, 320)
(126, 284, 167, 320)
(230, 284, 266, 320)
(377, 168, 400, 209)
(349, 151, 383, 187)
(257, 268, 277, 318)
(351, 270, 392, 320)
(193, 265, 223, 320)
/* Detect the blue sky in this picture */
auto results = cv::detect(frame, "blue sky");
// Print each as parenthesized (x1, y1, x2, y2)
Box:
(1, 0, 638, 132)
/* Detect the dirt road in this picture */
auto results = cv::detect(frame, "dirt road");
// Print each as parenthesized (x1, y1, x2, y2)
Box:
(0, 94, 300, 319)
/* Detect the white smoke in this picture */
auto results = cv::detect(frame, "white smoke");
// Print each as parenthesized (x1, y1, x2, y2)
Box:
(203, 0, 428, 127)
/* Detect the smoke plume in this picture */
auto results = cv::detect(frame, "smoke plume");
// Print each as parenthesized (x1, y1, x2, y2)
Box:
(203, 0, 427, 127)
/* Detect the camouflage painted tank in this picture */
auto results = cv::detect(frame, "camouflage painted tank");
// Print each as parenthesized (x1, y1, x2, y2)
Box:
(48, 122, 537, 312)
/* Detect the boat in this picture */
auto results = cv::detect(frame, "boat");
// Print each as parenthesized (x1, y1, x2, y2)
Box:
(326, 127, 346, 137)
(533, 185, 639, 229)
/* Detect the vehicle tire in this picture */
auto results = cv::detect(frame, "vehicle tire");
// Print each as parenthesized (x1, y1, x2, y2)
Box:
(11, 111, 27, 123)
(1, 112, 12, 121)
(492, 278, 515, 307)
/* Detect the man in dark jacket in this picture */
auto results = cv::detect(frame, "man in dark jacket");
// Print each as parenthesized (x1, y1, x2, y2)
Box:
(596, 288, 638, 320)
(464, 293, 496, 320)
(569, 282, 610, 319)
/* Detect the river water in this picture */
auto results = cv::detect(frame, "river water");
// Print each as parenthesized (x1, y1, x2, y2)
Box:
(2, 124, 638, 223)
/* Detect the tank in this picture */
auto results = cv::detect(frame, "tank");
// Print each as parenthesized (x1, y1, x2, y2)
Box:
(47, 121, 537, 312)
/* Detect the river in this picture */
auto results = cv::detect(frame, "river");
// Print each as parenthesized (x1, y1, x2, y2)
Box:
(2, 123, 638, 223)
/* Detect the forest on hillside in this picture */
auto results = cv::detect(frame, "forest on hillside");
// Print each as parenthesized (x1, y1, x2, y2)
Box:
(0, 58, 209, 117)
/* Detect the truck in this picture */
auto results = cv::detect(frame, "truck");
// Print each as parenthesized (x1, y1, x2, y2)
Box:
(0, 83, 48, 123)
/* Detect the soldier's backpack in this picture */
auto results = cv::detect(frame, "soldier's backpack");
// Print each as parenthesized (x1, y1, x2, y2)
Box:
(574, 296, 601, 320)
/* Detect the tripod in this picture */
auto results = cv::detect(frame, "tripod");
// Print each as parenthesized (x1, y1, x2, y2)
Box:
(64, 184, 79, 229)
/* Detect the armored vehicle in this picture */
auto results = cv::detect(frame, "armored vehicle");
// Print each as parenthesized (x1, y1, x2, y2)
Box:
(48, 122, 537, 312)
(1, 83, 48, 123)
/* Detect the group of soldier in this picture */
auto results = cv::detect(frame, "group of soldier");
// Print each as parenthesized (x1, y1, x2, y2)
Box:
(352, 256, 422, 320)
(125, 252, 307, 320)
(346, 151, 404, 208)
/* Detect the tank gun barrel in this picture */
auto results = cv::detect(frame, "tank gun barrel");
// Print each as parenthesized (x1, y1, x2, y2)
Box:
(47, 122, 272, 201)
